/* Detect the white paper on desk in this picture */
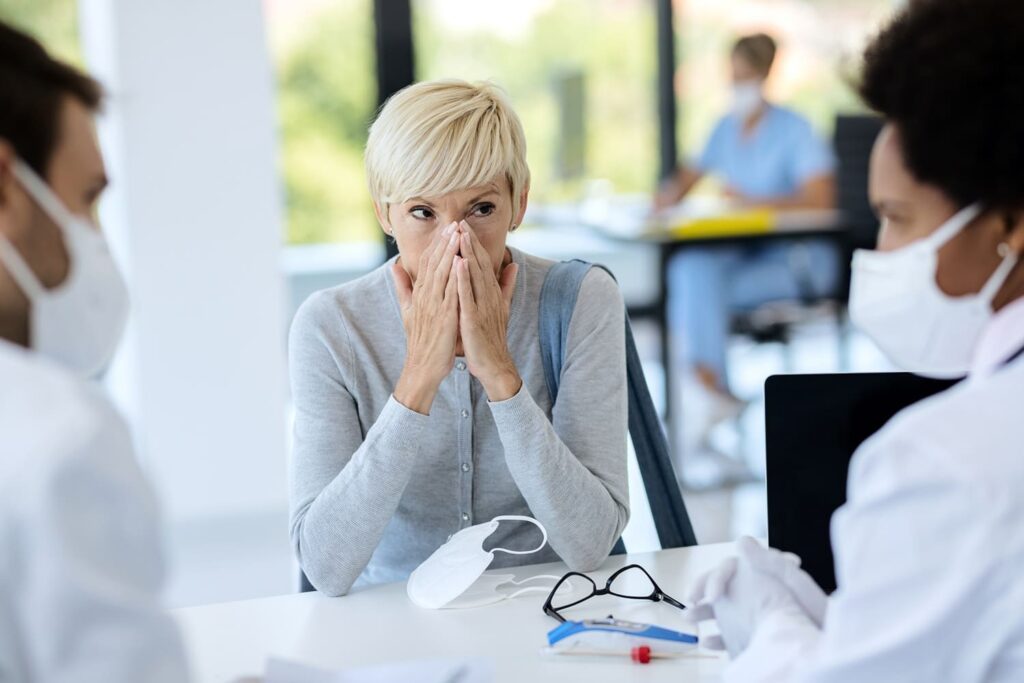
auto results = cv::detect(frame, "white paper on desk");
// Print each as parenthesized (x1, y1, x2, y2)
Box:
(265, 657, 494, 683)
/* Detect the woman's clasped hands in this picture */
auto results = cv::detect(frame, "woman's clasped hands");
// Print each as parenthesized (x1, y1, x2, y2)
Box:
(392, 221, 521, 414)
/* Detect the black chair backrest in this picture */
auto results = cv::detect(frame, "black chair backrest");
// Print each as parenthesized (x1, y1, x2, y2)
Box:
(833, 114, 884, 301)
(834, 114, 884, 249)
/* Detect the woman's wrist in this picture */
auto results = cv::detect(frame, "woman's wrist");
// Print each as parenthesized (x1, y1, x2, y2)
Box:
(480, 365, 522, 403)
(394, 364, 442, 415)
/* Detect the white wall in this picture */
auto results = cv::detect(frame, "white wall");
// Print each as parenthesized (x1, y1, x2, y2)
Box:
(77, 1, 289, 529)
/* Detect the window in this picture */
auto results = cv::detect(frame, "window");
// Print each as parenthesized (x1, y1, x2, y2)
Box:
(266, 0, 378, 245)
(674, 0, 894, 167)
(0, 0, 80, 64)
(415, 0, 659, 208)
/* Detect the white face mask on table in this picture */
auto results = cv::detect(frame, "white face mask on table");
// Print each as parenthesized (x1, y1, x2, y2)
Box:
(849, 202, 1018, 379)
(0, 159, 129, 378)
(407, 515, 563, 609)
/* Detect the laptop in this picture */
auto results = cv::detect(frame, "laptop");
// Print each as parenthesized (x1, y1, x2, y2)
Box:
(764, 373, 958, 593)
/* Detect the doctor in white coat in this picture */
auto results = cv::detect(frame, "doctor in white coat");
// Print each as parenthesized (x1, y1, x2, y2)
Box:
(685, 0, 1024, 680)
(0, 21, 189, 682)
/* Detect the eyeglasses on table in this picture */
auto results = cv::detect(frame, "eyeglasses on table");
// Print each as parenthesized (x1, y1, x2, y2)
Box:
(542, 563, 687, 623)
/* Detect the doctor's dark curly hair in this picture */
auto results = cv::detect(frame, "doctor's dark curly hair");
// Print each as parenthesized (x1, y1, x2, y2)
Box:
(859, 0, 1024, 210)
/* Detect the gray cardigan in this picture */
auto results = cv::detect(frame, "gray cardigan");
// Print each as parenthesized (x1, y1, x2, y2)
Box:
(288, 246, 629, 596)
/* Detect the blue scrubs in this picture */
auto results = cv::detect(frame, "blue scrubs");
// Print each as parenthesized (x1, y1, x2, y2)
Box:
(668, 105, 838, 388)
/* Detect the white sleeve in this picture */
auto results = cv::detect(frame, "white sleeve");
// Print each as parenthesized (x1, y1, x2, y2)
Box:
(10, 403, 190, 683)
(727, 431, 982, 683)
(724, 607, 822, 683)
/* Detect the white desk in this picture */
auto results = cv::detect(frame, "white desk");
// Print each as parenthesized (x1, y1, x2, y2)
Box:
(174, 542, 737, 682)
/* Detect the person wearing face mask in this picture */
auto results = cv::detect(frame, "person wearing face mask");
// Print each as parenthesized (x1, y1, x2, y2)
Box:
(685, 1, 1024, 680)
(0, 21, 189, 682)
(289, 79, 629, 597)
(653, 33, 838, 488)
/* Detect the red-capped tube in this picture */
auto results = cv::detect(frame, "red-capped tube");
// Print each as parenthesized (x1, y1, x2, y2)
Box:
(631, 646, 652, 664)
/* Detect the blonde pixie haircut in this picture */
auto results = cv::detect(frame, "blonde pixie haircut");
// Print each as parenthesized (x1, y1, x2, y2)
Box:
(366, 79, 531, 221)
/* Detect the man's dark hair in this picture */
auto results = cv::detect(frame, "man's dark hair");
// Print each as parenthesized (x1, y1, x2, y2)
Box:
(0, 20, 103, 178)
(859, 0, 1024, 211)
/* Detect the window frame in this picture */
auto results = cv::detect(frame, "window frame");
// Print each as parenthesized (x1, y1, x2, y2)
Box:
(371, 0, 678, 258)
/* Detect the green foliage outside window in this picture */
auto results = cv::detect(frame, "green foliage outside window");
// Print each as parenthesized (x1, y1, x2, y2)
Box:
(0, 0, 80, 64)
(2, 0, 892, 246)
(271, 1, 378, 245)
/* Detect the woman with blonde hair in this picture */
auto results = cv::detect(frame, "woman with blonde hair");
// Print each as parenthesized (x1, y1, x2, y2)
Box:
(288, 80, 629, 596)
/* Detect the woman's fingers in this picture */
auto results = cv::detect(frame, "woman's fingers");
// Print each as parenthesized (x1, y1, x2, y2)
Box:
(444, 255, 459, 308)
(456, 256, 476, 315)
(459, 222, 487, 277)
(459, 224, 493, 302)
(464, 220, 494, 273)
(424, 222, 458, 288)
(433, 223, 461, 294)
(418, 227, 443, 273)
(421, 221, 453, 274)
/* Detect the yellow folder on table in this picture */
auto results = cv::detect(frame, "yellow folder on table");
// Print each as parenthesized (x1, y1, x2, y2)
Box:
(663, 208, 776, 239)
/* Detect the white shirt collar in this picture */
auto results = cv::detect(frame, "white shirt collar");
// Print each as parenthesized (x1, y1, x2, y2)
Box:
(971, 296, 1024, 377)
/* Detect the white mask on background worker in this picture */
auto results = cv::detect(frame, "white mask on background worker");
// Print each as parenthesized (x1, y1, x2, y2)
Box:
(849, 202, 1019, 378)
(0, 159, 129, 378)
(729, 35, 773, 121)
(730, 80, 764, 120)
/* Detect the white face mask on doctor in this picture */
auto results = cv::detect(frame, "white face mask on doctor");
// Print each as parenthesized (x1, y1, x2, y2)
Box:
(849, 202, 1019, 378)
(0, 159, 129, 378)
(407, 515, 564, 610)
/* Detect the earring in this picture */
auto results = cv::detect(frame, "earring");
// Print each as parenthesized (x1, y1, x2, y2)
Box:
(998, 242, 1013, 259)
(510, 224, 518, 232)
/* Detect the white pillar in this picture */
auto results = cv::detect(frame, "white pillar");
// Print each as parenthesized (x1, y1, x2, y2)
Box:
(77, 0, 289, 526)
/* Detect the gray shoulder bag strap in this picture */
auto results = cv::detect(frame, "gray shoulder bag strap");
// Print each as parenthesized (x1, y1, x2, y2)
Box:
(539, 260, 698, 551)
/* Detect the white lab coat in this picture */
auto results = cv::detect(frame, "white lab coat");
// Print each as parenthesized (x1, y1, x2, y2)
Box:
(0, 341, 189, 682)
(726, 298, 1024, 682)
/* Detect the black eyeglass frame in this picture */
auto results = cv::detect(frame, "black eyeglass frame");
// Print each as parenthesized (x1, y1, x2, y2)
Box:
(542, 563, 687, 623)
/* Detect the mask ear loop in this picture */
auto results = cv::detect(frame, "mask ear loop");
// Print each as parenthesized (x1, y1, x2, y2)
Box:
(979, 242, 1020, 303)
(499, 575, 574, 601)
(477, 517, 575, 602)
(488, 515, 549, 555)
(0, 160, 71, 300)
(853, 203, 985, 265)
(11, 159, 76, 228)
(0, 232, 46, 299)
(920, 203, 984, 250)
(0, 160, 81, 300)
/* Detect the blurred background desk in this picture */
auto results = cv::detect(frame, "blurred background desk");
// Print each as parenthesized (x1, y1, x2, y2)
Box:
(621, 203, 840, 428)
(559, 199, 845, 428)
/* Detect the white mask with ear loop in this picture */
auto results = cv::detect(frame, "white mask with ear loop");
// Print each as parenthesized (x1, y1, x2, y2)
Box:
(731, 80, 764, 119)
(407, 515, 567, 609)
(0, 159, 129, 378)
(849, 202, 1019, 379)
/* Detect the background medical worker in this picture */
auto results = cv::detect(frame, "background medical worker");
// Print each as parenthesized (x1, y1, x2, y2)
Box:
(654, 33, 837, 482)
(685, 1, 1024, 680)
(0, 21, 189, 681)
